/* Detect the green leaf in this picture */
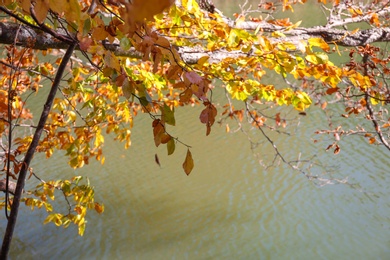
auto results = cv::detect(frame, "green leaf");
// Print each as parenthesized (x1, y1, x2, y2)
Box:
(162, 104, 175, 126)
(120, 37, 131, 51)
(167, 138, 175, 155)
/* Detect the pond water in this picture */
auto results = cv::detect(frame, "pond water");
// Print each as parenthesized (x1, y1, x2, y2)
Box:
(1, 1, 390, 259)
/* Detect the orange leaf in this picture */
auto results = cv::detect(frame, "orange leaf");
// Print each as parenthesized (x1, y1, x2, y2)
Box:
(94, 203, 104, 214)
(125, 0, 174, 30)
(34, 0, 49, 24)
(370, 13, 380, 27)
(326, 87, 339, 95)
(275, 113, 281, 126)
(382, 123, 390, 128)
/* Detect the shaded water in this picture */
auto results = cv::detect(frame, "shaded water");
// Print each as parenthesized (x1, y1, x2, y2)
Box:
(2, 1, 390, 259)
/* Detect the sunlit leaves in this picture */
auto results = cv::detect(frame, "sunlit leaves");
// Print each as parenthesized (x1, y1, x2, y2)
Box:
(22, 177, 103, 236)
(305, 53, 329, 65)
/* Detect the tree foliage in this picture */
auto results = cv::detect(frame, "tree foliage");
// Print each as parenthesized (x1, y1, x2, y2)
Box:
(0, 0, 390, 257)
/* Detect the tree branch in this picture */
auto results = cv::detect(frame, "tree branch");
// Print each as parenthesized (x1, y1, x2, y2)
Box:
(0, 43, 76, 259)
(1, 21, 390, 65)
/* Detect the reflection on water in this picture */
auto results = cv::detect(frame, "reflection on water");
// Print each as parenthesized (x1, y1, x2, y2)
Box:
(2, 89, 390, 259)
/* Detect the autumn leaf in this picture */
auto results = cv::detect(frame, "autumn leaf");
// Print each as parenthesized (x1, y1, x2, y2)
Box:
(33, 0, 49, 24)
(162, 103, 175, 126)
(155, 153, 161, 167)
(308, 38, 330, 52)
(199, 103, 217, 136)
(49, 0, 81, 24)
(124, 0, 175, 31)
(167, 138, 175, 155)
(179, 88, 193, 103)
(370, 13, 380, 27)
(326, 87, 339, 95)
(184, 71, 202, 85)
(334, 145, 340, 154)
(152, 119, 165, 147)
(182, 149, 194, 175)
(94, 203, 104, 214)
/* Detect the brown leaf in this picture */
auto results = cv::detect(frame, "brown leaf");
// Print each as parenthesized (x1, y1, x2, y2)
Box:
(155, 153, 161, 167)
(275, 113, 281, 126)
(160, 133, 171, 144)
(334, 145, 340, 154)
(326, 87, 339, 95)
(184, 71, 202, 85)
(152, 119, 164, 147)
(199, 103, 217, 136)
(34, 0, 49, 24)
(326, 143, 335, 151)
(182, 149, 194, 175)
(179, 88, 192, 103)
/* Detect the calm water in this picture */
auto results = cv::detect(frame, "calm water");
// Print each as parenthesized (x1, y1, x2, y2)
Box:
(2, 1, 390, 259)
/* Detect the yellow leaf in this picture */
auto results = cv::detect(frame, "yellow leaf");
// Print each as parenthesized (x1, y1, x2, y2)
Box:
(308, 38, 330, 52)
(182, 149, 194, 175)
(197, 56, 209, 66)
(286, 20, 302, 30)
(78, 222, 86, 236)
(272, 31, 286, 38)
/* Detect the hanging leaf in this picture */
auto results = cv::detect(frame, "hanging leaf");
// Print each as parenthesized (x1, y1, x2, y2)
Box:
(155, 153, 161, 167)
(34, 0, 49, 24)
(122, 78, 134, 99)
(152, 119, 165, 147)
(167, 138, 175, 155)
(182, 149, 194, 175)
(199, 103, 218, 136)
(162, 103, 175, 126)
